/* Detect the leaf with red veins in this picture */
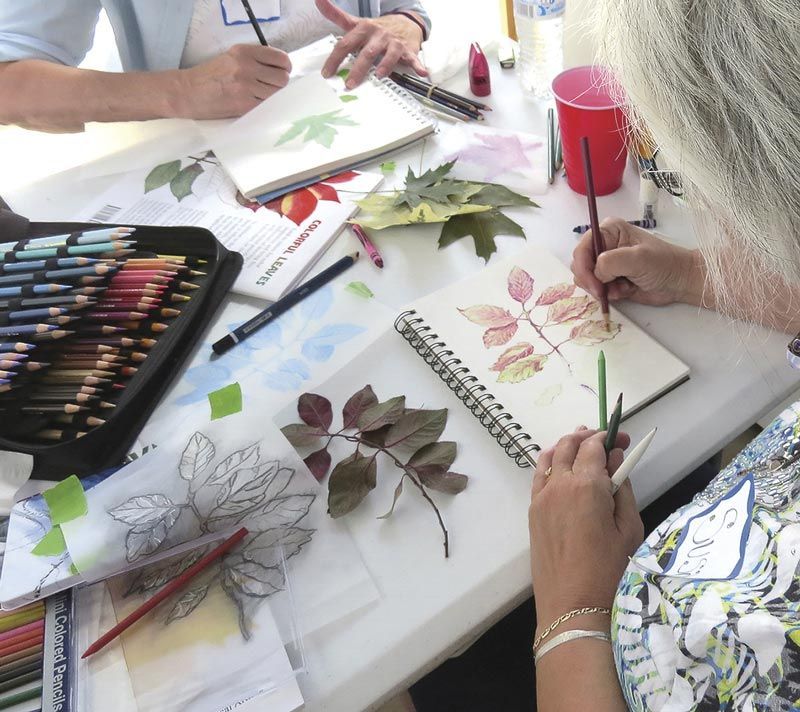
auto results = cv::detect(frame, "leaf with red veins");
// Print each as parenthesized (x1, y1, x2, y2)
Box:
(489, 342, 535, 371)
(458, 305, 516, 328)
(569, 319, 622, 345)
(308, 183, 340, 203)
(507, 266, 534, 303)
(536, 282, 576, 306)
(547, 296, 598, 324)
(483, 321, 518, 347)
(322, 170, 359, 184)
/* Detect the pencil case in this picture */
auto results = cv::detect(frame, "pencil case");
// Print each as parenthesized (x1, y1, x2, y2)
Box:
(0, 209, 242, 479)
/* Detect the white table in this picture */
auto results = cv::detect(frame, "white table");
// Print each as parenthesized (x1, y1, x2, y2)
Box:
(3, 68, 798, 712)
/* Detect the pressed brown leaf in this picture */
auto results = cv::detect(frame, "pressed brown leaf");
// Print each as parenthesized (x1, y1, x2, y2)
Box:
(298, 393, 333, 430)
(377, 479, 404, 519)
(536, 282, 576, 306)
(457, 305, 515, 328)
(328, 453, 378, 517)
(384, 408, 448, 450)
(483, 321, 518, 347)
(356, 396, 405, 432)
(569, 319, 622, 345)
(408, 441, 457, 472)
(342, 385, 378, 429)
(280, 423, 325, 447)
(304, 447, 332, 482)
(489, 343, 535, 372)
(496, 354, 548, 384)
(507, 266, 534, 303)
(418, 471, 468, 495)
(547, 296, 598, 324)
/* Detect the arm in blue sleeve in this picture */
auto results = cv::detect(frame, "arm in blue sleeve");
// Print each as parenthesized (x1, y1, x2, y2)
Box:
(0, 1, 102, 66)
(377, 0, 432, 36)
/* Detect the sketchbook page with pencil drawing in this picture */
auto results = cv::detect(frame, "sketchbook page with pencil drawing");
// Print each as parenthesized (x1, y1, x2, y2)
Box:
(206, 70, 435, 199)
(405, 246, 689, 451)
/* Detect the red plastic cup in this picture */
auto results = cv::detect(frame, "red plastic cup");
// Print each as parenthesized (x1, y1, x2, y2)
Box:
(552, 66, 628, 196)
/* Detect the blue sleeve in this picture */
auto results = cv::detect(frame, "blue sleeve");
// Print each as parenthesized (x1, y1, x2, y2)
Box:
(377, 0, 432, 36)
(0, 1, 102, 66)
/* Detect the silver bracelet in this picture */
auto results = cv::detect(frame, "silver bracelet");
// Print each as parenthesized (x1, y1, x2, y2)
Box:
(534, 629, 612, 664)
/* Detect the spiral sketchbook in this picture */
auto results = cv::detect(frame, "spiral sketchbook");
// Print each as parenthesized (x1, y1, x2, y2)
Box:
(207, 71, 436, 199)
(282, 247, 689, 466)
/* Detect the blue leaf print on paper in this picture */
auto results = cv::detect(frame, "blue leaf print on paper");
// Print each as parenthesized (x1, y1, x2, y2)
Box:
(300, 285, 333, 321)
(301, 324, 366, 362)
(175, 363, 235, 405)
(262, 359, 311, 391)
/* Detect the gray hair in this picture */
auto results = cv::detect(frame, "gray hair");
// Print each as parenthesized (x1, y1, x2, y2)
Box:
(594, 0, 800, 321)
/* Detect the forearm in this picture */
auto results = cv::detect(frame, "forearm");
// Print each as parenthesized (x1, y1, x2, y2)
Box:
(683, 248, 800, 333)
(535, 615, 626, 712)
(0, 60, 185, 133)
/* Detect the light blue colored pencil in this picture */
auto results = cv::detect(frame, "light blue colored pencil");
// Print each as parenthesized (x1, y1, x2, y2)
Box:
(0, 284, 72, 298)
(0, 323, 59, 336)
(0, 226, 135, 252)
(1, 241, 133, 262)
(0, 257, 100, 274)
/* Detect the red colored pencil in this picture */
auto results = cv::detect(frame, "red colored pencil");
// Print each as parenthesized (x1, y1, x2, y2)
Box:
(580, 136, 610, 327)
(82, 527, 249, 658)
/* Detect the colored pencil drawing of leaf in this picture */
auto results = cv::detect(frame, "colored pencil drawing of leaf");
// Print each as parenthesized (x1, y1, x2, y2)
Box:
(144, 160, 181, 193)
(275, 110, 358, 149)
(114, 431, 318, 639)
(458, 267, 622, 384)
(169, 162, 204, 202)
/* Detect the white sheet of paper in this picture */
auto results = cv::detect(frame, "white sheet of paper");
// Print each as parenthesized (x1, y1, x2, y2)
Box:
(0, 451, 33, 516)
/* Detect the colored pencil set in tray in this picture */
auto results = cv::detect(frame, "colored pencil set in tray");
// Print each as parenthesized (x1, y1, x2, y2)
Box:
(0, 211, 242, 480)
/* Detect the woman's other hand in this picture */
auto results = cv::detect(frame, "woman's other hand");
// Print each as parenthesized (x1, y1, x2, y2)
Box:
(529, 429, 644, 629)
(571, 217, 705, 307)
(316, 0, 428, 88)
(176, 44, 292, 118)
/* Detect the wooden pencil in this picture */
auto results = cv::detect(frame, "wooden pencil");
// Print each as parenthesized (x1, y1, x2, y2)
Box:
(579, 136, 610, 326)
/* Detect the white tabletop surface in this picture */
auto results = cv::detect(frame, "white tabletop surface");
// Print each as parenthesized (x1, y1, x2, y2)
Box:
(2, 68, 799, 712)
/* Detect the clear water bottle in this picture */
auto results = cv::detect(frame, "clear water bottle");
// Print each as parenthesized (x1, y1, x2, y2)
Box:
(514, 0, 565, 99)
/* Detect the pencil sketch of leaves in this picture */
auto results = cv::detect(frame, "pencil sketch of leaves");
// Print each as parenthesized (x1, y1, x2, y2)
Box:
(275, 110, 358, 149)
(109, 494, 182, 562)
(202, 442, 261, 508)
(243, 527, 314, 565)
(221, 494, 316, 533)
(213, 460, 295, 513)
(179, 432, 215, 492)
(124, 547, 206, 597)
(165, 582, 210, 624)
(223, 553, 285, 598)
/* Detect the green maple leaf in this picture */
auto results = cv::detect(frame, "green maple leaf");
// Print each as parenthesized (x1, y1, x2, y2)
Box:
(439, 209, 526, 263)
(275, 110, 358, 149)
(470, 183, 540, 208)
(393, 161, 459, 208)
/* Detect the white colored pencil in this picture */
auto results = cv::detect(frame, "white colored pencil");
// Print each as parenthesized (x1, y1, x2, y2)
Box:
(611, 427, 657, 494)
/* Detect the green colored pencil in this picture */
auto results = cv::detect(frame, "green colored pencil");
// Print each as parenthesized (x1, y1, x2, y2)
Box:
(598, 350, 607, 430)
(0, 681, 42, 709)
(604, 393, 623, 454)
(0, 669, 39, 694)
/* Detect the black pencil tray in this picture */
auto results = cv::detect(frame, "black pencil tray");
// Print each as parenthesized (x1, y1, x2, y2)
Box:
(0, 212, 242, 480)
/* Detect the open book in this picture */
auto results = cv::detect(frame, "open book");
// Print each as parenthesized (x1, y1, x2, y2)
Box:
(207, 71, 436, 199)
(278, 246, 689, 466)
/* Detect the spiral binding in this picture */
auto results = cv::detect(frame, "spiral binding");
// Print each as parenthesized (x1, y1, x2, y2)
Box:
(394, 310, 541, 468)
(369, 73, 438, 128)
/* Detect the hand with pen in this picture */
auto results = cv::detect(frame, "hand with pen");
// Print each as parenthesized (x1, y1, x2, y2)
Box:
(571, 217, 703, 307)
(316, 0, 428, 89)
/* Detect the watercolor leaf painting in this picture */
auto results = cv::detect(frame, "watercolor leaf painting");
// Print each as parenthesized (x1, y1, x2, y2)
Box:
(144, 151, 217, 202)
(459, 266, 621, 383)
(110, 432, 316, 639)
(275, 110, 358, 149)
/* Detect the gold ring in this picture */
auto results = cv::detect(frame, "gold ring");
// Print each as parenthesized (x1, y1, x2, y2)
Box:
(545, 466, 552, 477)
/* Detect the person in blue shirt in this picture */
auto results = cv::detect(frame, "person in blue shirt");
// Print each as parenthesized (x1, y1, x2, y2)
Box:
(0, 0, 430, 132)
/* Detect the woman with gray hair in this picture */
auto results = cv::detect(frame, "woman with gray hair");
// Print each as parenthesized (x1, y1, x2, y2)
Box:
(530, 0, 800, 709)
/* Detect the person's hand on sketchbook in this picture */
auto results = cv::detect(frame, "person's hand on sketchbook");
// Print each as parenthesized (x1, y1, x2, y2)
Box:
(177, 44, 292, 118)
(529, 428, 643, 627)
(572, 217, 705, 307)
(316, 0, 428, 89)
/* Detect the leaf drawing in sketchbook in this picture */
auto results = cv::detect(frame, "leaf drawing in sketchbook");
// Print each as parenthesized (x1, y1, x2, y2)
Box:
(109, 432, 316, 639)
(275, 109, 358, 149)
(459, 266, 621, 383)
(281, 386, 469, 558)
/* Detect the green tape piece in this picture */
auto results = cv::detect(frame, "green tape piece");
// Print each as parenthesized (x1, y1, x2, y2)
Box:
(380, 161, 396, 173)
(42, 475, 87, 526)
(336, 68, 350, 79)
(340, 94, 358, 103)
(345, 281, 374, 299)
(69, 563, 79, 576)
(31, 526, 66, 557)
(208, 382, 243, 420)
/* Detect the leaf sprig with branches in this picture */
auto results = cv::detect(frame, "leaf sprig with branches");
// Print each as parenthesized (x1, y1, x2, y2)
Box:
(280, 386, 468, 558)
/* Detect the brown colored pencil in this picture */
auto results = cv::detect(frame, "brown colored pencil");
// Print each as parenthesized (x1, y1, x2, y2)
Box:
(21, 404, 89, 414)
(35, 429, 87, 442)
(53, 413, 106, 428)
(119, 321, 169, 333)
(580, 136, 610, 327)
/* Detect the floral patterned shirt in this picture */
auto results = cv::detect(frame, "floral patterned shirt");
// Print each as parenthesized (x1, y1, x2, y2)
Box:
(614, 404, 800, 711)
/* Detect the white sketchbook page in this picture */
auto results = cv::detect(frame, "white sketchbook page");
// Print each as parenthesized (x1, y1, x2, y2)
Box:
(207, 72, 433, 197)
(408, 247, 689, 450)
(73, 154, 382, 301)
